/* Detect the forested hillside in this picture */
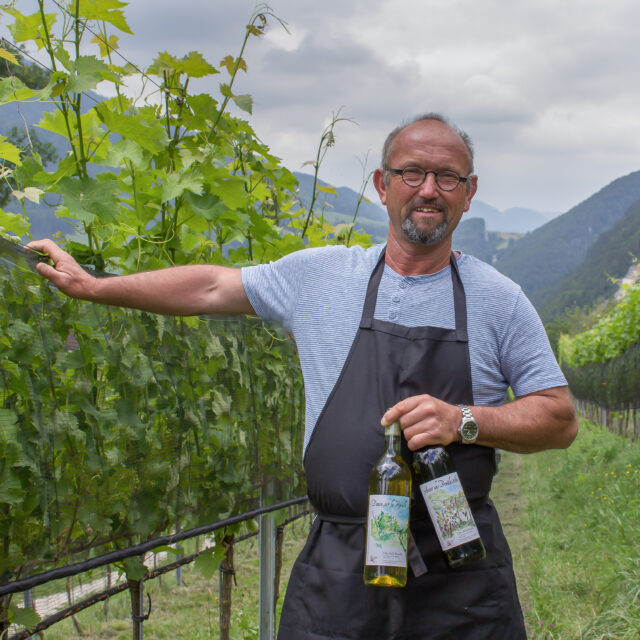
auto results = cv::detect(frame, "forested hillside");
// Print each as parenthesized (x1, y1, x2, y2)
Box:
(539, 201, 640, 322)
(452, 217, 521, 264)
(493, 171, 640, 307)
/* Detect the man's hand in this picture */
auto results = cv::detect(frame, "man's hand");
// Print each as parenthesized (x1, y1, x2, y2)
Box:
(381, 395, 462, 450)
(381, 387, 578, 454)
(27, 239, 98, 300)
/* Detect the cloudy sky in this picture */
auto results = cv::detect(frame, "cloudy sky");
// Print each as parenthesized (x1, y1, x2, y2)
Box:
(6, 0, 640, 214)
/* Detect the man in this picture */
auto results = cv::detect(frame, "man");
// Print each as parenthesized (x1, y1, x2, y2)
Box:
(30, 113, 577, 639)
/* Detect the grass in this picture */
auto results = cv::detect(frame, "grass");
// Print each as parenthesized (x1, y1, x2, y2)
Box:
(490, 449, 534, 636)
(518, 417, 640, 639)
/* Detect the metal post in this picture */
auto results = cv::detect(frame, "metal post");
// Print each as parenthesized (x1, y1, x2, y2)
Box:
(259, 480, 276, 640)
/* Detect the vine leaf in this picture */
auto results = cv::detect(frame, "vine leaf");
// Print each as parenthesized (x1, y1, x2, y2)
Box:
(78, 0, 133, 35)
(195, 546, 227, 579)
(232, 93, 253, 114)
(8, 603, 41, 629)
(95, 103, 170, 154)
(0, 47, 19, 65)
(148, 51, 218, 78)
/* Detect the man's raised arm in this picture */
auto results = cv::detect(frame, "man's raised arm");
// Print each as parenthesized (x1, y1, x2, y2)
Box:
(28, 239, 255, 317)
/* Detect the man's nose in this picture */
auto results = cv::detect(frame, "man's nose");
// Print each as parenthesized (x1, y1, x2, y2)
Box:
(417, 171, 440, 197)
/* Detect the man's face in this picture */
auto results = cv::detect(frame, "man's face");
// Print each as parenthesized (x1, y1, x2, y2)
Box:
(374, 120, 478, 248)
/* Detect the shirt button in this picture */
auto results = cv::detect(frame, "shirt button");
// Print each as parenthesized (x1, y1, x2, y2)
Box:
(389, 311, 397, 320)
(392, 295, 400, 303)
(399, 281, 407, 289)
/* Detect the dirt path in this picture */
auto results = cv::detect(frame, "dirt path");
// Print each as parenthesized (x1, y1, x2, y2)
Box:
(490, 451, 534, 634)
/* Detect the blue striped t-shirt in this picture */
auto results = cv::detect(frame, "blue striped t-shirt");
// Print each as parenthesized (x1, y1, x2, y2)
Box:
(241, 243, 566, 453)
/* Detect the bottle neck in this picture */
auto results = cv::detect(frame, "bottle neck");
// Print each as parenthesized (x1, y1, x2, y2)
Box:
(385, 421, 403, 456)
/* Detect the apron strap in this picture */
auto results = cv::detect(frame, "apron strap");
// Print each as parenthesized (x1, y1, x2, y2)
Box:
(450, 252, 468, 342)
(360, 248, 386, 330)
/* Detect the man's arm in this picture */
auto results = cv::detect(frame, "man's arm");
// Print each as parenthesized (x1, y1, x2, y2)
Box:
(28, 239, 255, 316)
(382, 386, 578, 454)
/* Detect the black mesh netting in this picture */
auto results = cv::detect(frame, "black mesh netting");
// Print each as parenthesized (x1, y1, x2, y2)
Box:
(0, 238, 305, 585)
(562, 342, 640, 411)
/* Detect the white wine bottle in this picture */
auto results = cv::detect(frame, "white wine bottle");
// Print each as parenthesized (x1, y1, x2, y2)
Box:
(364, 421, 412, 587)
(413, 446, 485, 568)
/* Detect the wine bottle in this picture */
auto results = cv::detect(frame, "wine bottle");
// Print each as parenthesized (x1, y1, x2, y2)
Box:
(413, 446, 486, 568)
(364, 421, 412, 587)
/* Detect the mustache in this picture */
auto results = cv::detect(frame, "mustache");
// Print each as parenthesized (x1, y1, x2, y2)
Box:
(407, 197, 447, 213)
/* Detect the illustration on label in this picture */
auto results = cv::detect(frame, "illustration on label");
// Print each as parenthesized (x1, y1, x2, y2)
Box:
(419, 472, 480, 550)
(365, 494, 410, 567)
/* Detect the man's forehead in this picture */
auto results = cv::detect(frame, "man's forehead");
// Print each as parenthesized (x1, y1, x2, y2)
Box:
(390, 120, 471, 167)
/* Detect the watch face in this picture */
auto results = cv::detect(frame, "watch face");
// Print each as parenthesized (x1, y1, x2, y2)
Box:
(461, 420, 478, 442)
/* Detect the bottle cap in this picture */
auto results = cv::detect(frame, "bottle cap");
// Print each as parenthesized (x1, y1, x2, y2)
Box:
(386, 421, 401, 436)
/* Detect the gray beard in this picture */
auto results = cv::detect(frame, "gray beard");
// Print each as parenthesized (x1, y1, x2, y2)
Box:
(401, 215, 448, 246)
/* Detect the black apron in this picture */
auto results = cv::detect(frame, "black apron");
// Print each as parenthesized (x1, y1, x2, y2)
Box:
(278, 249, 527, 640)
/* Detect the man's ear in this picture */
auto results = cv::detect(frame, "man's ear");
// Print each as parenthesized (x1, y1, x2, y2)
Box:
(373, 168, 387, 206)
(463, 175, 478, 212)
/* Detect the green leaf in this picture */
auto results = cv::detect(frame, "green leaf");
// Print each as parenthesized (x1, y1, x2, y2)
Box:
(8, 603, 41, 628)
(184, 191, 226, 221)
(6, 9, 57, 44)
(0, 409, 19, 452)
(220, 56, 247, 75)
(0, 208, 31, 236)
(316, 184, 337, 195)
(124, 556, 148, 580)
(272, 507, 289, 527)
(0, 47, 19, 65)
(0, 136, 22, 165)
(56, 176, 121, 225)
(148, 51, 218, 78)
(194, 545, 226, 579)
(0, 76, 41, 102)
(95, 104, 169, 154)
(38, 108, 71, 138)
(91, 33, 120, 58)
(66, 56, 117, 94)
(78, 0, 133, 35)
(151, 545, 181, 555)
(0, 465, 25, 505)
(232, 93, 253, 115)
(160, 172, 204, 204)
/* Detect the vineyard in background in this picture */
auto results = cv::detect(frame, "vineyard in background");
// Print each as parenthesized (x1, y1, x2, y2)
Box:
(559, 278, 640, 438)
(0, 1, 373, 636)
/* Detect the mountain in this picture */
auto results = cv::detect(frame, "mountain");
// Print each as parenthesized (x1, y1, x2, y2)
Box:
(492, 171, 640, 308)
(466, 200, 555, 233)
(452, 217, 521, 264)
(538, 200, 640, 322)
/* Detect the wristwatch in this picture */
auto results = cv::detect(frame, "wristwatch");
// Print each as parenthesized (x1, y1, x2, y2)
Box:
(457, 404, 478, 444)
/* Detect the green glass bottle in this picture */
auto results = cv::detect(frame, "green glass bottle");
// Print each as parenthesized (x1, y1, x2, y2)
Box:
(364, 421, 412, 587)
(413, 446, 486, 568)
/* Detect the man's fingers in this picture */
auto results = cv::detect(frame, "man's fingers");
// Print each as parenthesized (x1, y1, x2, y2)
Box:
(381, 395, 427, 426)
(35, 261, 59, 279)
(27, 238, 64, 263)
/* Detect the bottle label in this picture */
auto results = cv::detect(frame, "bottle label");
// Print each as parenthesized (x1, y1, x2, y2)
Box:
(419, 472, 480, 551)
(365, 494, 410, 567)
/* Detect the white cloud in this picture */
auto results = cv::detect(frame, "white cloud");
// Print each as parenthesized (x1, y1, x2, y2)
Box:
(4, 0, 640, 212)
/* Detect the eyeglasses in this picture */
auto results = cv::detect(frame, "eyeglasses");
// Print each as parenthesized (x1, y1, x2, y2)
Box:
(386, 166, 470, 191)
